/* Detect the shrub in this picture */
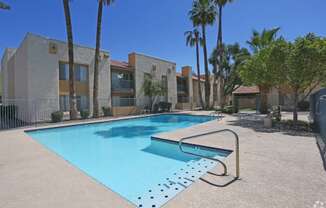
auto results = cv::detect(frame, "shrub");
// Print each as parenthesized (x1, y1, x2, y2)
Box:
(80, 110, 89, 119)
(298, 100, 310, 111)
(270, 106, 282, 122)
(221, 105, 234, 114)
(279, 119, 312, 132)
(51, 111, 63, 123)
(102, 107, 112, 116)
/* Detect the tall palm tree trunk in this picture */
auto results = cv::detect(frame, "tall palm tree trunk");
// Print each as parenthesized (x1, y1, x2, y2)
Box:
(195, 38, 204, 109)
(201, 25, 210, 109)
(93, 0, 103, 118)
(293, 87, 299, 125)
(217, 5, 225, 108)
(63, 0, 77, 120)
(259, 85, 269, 114)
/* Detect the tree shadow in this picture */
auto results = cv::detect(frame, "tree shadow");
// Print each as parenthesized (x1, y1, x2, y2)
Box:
(95, 126, 159, 139)
(228, 113, 314, 137)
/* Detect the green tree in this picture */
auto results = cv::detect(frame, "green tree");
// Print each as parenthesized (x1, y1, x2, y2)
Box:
(212, 0, 234, 107)
(189, 0, 216, 109)
(93, 0, 114, 118)
(270, 34, 326, 123)
(210, 43, 250, 106)
(0, 1, 10, 10)
(239, 40, 284, 113)
(63, 0, 78, 119)
(244, 27, 281, 113)
(142, 76, 164, 112)
(185, 29, 205, 109)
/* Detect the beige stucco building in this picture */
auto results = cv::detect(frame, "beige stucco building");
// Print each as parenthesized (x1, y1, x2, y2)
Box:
(176, 66, 216, 110)
(109, 53, 177, 116)
(1, 33, 110, 122)
(1, 33, 178, 121)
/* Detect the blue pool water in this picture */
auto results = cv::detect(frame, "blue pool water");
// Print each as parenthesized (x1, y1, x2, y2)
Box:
(27, 114, 230, 207)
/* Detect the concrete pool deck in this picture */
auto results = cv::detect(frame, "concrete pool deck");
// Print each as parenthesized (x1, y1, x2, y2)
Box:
(0, 112, 325, 208)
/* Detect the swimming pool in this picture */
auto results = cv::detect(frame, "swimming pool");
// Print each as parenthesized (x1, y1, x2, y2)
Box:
(27, 114, 230, 208)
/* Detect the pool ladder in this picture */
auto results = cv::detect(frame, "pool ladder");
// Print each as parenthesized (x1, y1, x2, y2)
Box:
(178, 129, 240, 180)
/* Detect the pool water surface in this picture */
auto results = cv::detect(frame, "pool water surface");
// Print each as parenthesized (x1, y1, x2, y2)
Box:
(27, 114, 230, 207)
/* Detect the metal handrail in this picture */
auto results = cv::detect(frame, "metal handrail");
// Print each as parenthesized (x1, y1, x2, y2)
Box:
(178, 129, 240, 179)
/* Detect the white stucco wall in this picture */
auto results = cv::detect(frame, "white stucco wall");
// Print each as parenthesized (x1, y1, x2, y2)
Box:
(131, 53, 177, 110)
(1, 48, 16, 102)
(1, 33, 111, 122)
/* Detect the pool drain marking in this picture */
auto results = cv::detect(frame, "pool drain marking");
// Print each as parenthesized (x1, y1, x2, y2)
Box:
(184, 177, 194, 182)
(134, 158, 219, 208)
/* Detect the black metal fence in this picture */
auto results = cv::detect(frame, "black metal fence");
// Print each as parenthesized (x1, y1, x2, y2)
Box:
(310, 88, 326, 168)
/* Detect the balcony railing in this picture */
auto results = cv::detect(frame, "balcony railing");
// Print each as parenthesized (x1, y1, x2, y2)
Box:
(178, 96, 189, 103)
(112, 80, 134, 92)
(112, 97, 136, 107)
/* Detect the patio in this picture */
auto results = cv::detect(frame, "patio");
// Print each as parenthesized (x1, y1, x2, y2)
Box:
(0, 112, 325, 208)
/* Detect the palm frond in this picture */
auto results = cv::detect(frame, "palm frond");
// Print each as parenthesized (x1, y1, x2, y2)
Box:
(0, 1, 10, 10)
(189, 0, 216, 27)
(101, 0, 114, 6)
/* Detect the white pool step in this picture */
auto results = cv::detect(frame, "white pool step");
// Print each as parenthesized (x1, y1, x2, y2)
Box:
(134, 158, 218, 208)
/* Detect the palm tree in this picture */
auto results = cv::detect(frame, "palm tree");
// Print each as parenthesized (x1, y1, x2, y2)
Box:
(0, 1, 10, 10)
(63, 0, 78, 119)
(247, 27, 280, 53)
(93, 0, 114, 118)
(212, 0, 233, 107)
(185, 29, 205, 109)
(189, 0, 216, 109)
(246, 27, 280, 113)
(210, 43, 250, 106)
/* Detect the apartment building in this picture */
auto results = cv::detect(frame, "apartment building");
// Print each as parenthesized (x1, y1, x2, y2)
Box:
(1, 33, 177, 121)
(176, 66, 215, 110)
(1, 33, 111, 122)
(109, 54, 177, 116)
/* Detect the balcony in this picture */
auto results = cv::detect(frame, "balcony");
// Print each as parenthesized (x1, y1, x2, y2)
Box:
(177, 96, 189, 103)
(112, 97, 136, 107)
(112, 80, 134, 93)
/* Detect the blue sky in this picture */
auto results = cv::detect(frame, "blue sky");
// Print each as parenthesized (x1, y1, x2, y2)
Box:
(0, 0, 325, 72)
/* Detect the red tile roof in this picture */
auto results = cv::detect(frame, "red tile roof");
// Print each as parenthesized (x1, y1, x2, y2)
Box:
(192, 76, 205, 82)
(176, 73, 205, 81)
(233, 86, 260, 94)
(110, 60, 130, 69)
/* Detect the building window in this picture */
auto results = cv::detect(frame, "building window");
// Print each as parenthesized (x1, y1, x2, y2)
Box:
(75, 65, 88, 82)
(60, 95, 89, 112)
(112, 71, 134, 91)
(59, 63, 69, 80)
(59, 95, 69, 112)
(161, 75, 168, 101)
(152, 64, 157, 72)
(59, 62, 88, 82)
(76, 95, 89, 110)
(161, 75, 167, 90)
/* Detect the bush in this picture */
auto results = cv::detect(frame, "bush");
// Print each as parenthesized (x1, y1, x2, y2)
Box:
(80, 110, 89, 119)
(0, 105, 17, 120)
(102, 107, 112, 116)
(51, 111, 63, 123)
(298, 100, 310, 111)
(279, 119, 312, 132)
(221, 105, 234, 114)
